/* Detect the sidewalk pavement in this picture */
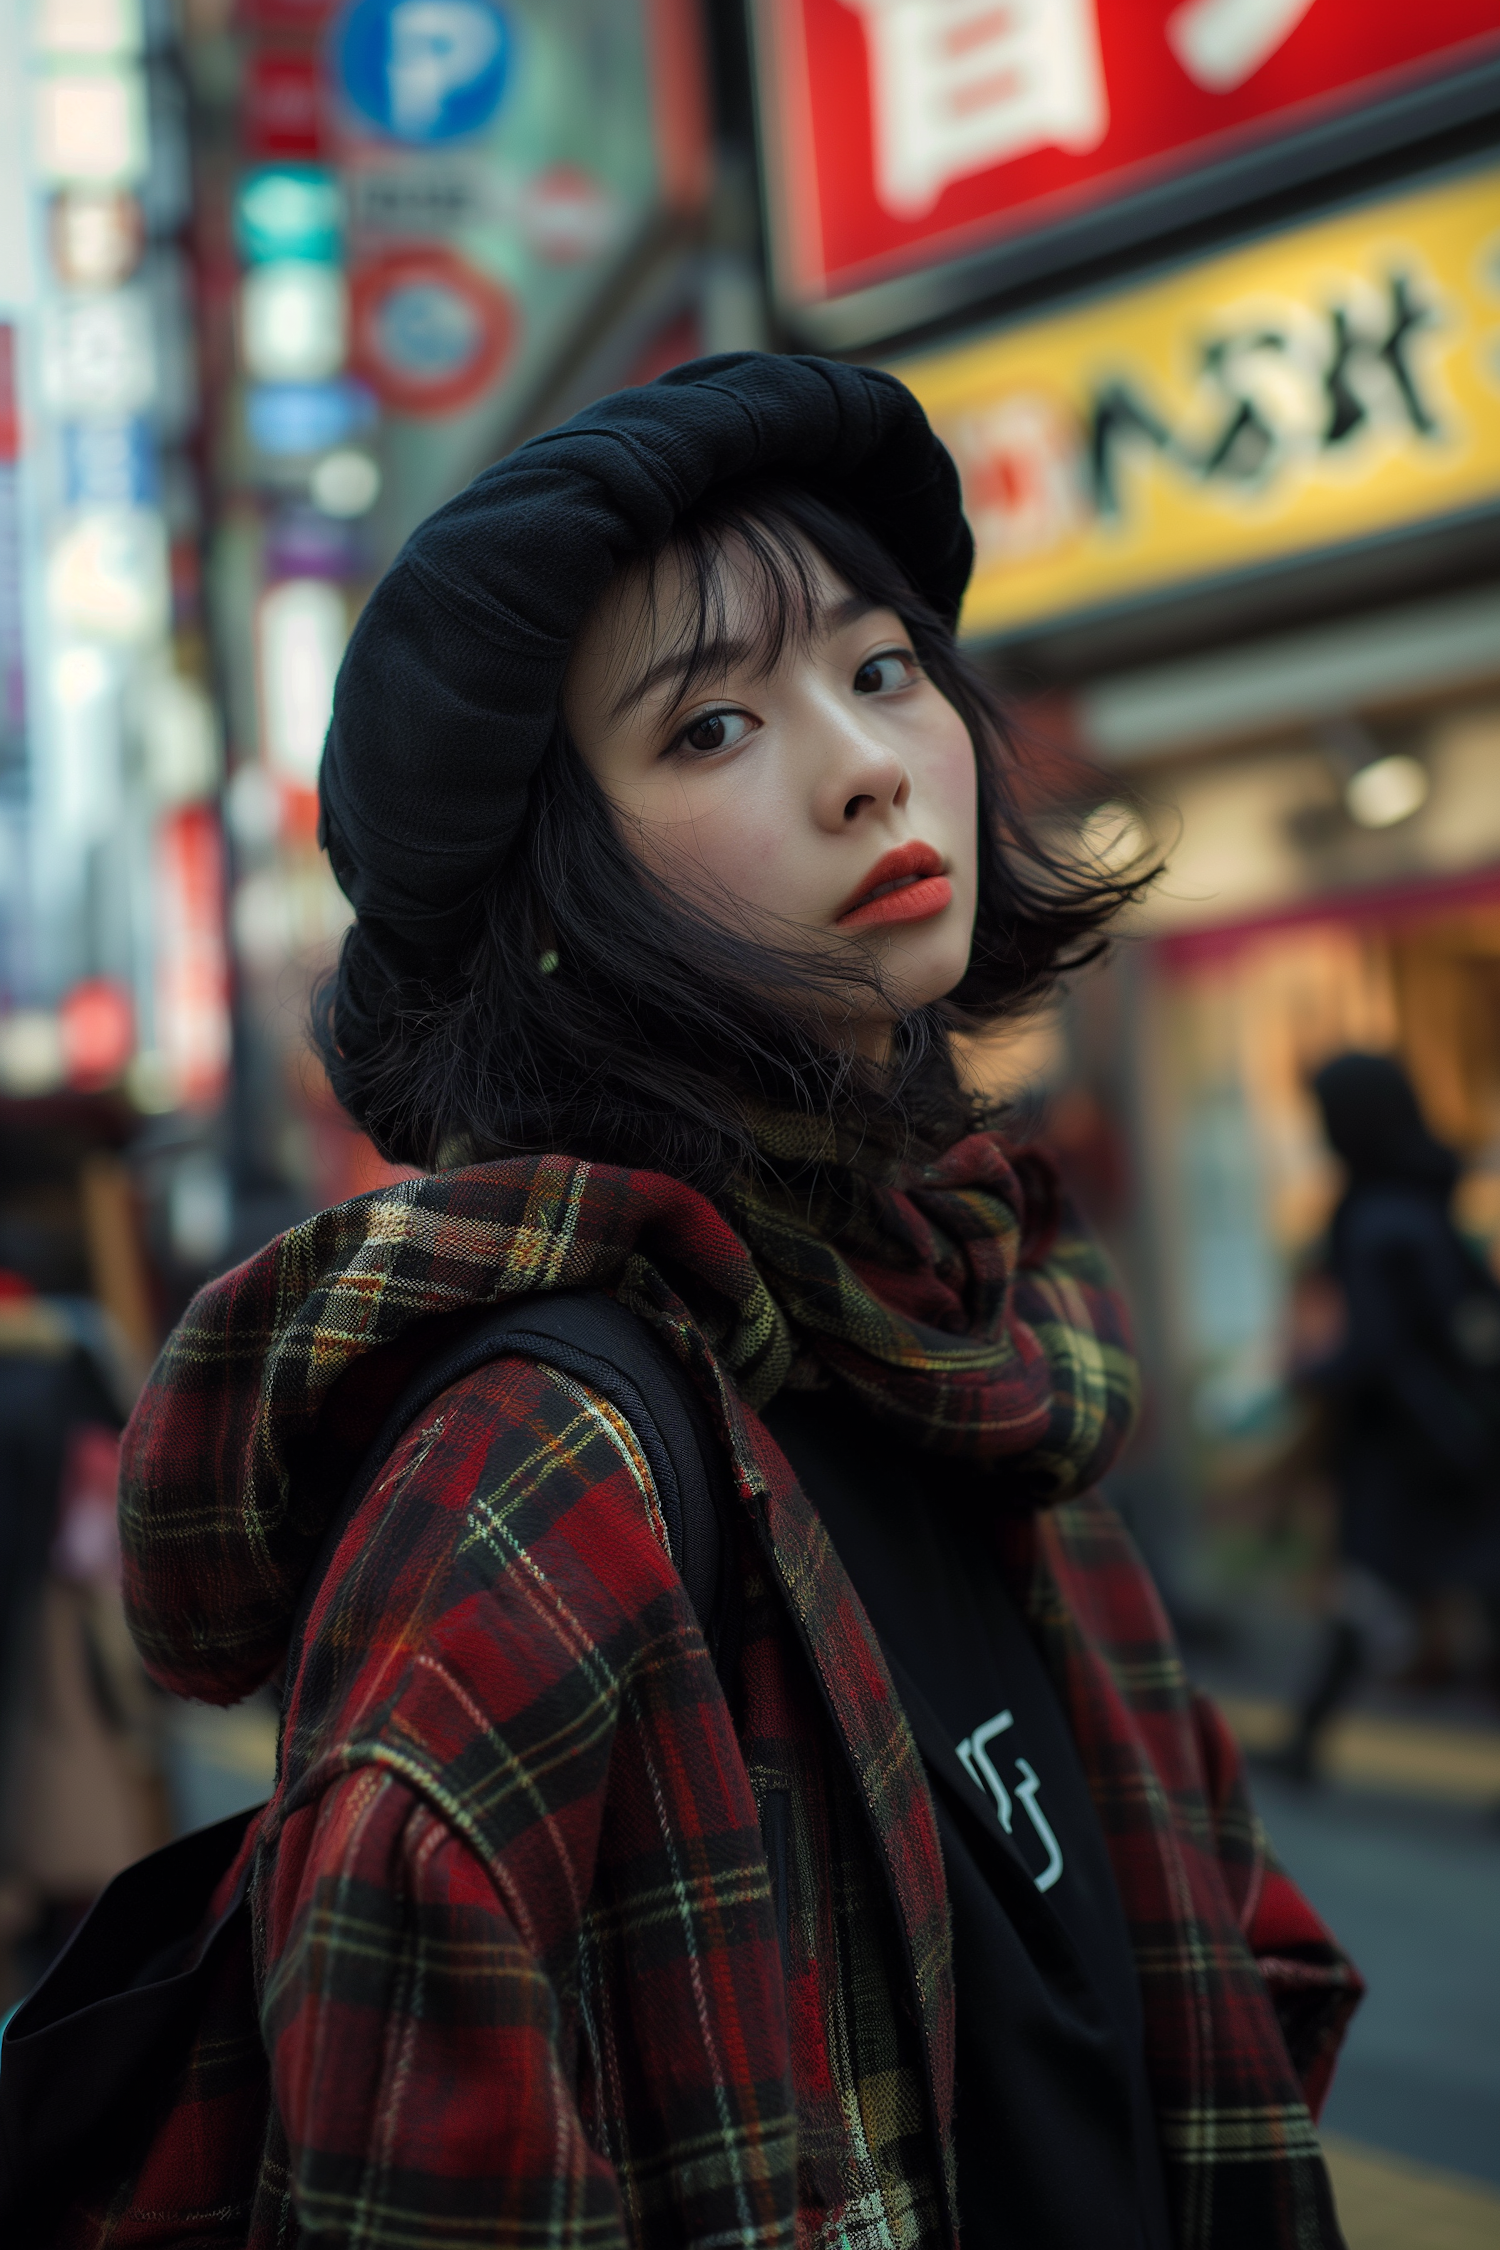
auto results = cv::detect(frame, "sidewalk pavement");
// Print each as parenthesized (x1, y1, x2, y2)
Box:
(1217, 1691, 1500, 1804)
(1209, 1684, 1500, 2246)
(1324, 2136, 1500, 2250)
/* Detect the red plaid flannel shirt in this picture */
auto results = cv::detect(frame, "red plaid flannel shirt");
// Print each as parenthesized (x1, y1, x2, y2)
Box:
(96, 1163, 1359, 2249)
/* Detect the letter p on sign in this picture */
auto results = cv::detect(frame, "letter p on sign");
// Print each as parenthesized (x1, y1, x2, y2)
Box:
(335, 0, 511, 144)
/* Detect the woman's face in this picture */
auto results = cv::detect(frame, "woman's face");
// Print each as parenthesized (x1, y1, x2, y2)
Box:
(563, 535, 978, 1056)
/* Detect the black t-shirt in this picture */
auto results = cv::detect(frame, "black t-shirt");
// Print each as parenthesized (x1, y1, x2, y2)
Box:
(763, 1389, 1171, 2250)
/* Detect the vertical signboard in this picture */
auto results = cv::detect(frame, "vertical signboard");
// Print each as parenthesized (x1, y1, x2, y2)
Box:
(156, 805, 231, 1111)
(0, 325, 26, 1006)
(206, 0, 709, 1198)
(0, 0, 227, 1107)
(0, 330, 24, 800)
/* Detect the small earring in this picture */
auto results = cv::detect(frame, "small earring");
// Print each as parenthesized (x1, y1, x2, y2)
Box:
(538, 949, 560, 975)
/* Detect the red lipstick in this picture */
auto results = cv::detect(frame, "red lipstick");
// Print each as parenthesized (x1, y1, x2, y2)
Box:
(835, 840, 953, 931)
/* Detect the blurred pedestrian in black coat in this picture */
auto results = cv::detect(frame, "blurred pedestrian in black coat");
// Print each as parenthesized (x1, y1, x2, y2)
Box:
(1285, 1053, 1500, 1774)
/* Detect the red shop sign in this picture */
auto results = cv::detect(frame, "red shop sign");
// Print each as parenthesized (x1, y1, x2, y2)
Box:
(242, 48, 328, 159)
(156, 806, 231, 1113)
(59, 978, 134, 1091)
(757, 0, 1500, 315)
(350, 247, 517, 417)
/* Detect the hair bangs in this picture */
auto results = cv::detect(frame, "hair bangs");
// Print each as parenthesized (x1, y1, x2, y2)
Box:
(609, 496, 831, 726)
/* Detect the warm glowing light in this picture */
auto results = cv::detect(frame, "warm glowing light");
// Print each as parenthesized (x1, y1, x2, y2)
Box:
(310, 448, 380, 517)
(141, 671, 222, 805)
(49, 187, 143, 285)
(258, 577, 347, 783)
(59, 976, 135, 1090)
(34, 0, 142, 54)
(1079, 798, 1149, 874)
(1345, 755, 1429, 830)
(34, 69, 148, 183)
(47, 508, 168, 642)
(0, 1012, 67, 1096)
(241, 263, 348, 383)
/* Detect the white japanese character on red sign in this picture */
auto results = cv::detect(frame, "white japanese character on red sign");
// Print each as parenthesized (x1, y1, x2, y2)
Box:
(844, 0, 1108, 219)
(1167, 0, 1318, 92)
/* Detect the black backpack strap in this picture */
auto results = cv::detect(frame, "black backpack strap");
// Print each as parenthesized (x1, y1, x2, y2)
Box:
(284, 1291, 738, 1707)
(456, 1293, 729, 1643)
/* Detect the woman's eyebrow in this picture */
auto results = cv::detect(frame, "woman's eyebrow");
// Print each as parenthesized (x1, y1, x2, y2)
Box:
(609, 595, 885, 723)
(610, 632, 762, 722)
(826, 593, 881, 632)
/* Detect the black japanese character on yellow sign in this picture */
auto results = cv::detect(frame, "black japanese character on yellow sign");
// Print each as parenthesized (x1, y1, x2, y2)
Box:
(1090, 274, 1439, 515)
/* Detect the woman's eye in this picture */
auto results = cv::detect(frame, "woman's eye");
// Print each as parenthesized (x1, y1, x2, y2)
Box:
(853, 649, 917, 695)
(677, 708, 753, 756)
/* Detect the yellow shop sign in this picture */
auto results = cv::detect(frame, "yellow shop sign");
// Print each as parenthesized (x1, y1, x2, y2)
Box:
(891, 166, 1500, 640)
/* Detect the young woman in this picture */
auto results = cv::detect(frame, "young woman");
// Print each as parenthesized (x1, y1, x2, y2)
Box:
(120, 354, 1358, 2250)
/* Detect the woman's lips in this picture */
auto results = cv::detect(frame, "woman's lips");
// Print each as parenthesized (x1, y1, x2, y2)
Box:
(835, 841, 953, 931)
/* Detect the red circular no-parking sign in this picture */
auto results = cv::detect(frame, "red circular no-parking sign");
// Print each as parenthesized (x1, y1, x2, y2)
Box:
(350, 247, 517, 417)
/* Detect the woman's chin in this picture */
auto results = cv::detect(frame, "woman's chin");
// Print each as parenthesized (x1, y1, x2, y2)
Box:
(855, 919, 972, 1014)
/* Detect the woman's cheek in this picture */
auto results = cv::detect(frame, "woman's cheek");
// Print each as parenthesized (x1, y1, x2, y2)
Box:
(642, 779, 791, 912)
(924, 723, 978, 854)
(911, 694, 972, 780)
(697, 803, 793, 911)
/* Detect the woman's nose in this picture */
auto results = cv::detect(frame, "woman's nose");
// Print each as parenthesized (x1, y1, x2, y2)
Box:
(809, 703, 911, 831)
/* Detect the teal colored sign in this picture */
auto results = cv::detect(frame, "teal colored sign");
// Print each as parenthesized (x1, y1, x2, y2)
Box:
(235, 167, 344, 264)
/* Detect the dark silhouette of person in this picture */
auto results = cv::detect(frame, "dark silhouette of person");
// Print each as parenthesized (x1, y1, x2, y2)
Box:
(1285, 1053, 1500, 1775)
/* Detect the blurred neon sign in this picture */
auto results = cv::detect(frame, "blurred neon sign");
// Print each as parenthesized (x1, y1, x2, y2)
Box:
(890, 165, 1500, 639)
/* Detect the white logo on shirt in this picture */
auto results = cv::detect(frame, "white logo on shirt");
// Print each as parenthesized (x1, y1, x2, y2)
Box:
(956, 1708, 1064, 1893)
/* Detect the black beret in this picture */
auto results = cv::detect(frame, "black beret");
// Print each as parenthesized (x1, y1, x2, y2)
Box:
(318, 350, 973, 977)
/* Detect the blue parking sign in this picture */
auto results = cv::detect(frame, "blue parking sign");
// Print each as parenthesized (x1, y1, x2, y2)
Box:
(335, 0, 511, 144)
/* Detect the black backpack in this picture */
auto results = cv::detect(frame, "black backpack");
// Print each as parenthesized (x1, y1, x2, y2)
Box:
(0, 1292, 737, 2240)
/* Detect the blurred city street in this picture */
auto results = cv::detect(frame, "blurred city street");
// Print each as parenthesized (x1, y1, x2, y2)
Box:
(1263, 1772, 1500, 2190)
(1169, 1576, 1500, 2243)
(1214, 1692, 1500, 2232)
(1, 0, 1499, 2242)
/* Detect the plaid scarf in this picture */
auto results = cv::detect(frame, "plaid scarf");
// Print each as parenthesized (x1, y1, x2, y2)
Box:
(123, 1127, 1135, 1702)
(726, 1115, 1137, 1493)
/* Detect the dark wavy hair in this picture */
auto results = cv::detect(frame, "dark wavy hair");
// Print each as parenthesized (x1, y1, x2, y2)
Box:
(314, 477, 1150, 1192)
